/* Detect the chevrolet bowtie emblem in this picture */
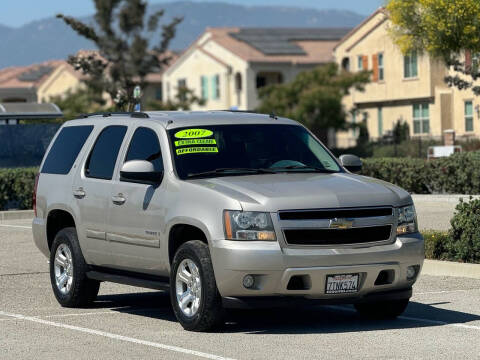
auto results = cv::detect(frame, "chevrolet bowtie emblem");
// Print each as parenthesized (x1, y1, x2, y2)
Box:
(329, 218, 354, 229)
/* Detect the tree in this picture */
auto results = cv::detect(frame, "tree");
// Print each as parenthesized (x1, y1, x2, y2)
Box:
(57, 0, 182, 111)
(257, 63, 370, 142)
(387, 0, 480, 94)
(145, 86, 205, 111)
(49, 88, 107, 121)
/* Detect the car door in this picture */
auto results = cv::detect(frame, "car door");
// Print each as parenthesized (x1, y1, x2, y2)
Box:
(72, 125, 128, 267)
(106, 125, 168, 274)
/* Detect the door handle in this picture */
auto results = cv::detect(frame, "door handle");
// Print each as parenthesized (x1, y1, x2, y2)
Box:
(73, 188, 86, 199)
(112, 194, 126, 205)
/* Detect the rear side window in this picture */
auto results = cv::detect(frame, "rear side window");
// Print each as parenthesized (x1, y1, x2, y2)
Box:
(85, 126, 127, 180)
(125, 127, 163, 172)
(41, 125, 93, 175)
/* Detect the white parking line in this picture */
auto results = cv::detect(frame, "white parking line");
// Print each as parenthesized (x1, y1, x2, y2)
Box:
(44, 311, 120, 318)
(0, 224, 32, 229)
(43, 308, 165, 318)
(0, 310, 236, 360)
(327, 305, 480, 331)
(415, 289, 478, 295)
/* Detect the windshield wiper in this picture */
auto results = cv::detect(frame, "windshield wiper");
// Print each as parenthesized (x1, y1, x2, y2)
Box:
(270, 165, 338, 173)
(186, 167, 275, 179)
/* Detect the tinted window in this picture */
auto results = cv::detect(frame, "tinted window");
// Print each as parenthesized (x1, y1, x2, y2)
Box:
(168, 124, 341, 179)
(41, 125, 93, 175)
(85, 126, 127, 180)
(125, 127, 163, 172)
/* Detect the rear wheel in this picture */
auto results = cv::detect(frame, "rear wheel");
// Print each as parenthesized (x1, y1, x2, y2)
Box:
(49, 227, 100, 307)
(354, 299, 409, 319)
(170, 240, 224, 331)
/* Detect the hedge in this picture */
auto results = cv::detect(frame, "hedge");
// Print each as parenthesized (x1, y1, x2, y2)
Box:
(362, 151, 480, 194)
(0, 167, 38, 210)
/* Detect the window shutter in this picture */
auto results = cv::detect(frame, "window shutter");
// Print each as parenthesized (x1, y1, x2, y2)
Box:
(211, 76, 217, 100)
(466, 50, 472, 73)
(362, 55, 368, 70)
(372, 54, 379, 82)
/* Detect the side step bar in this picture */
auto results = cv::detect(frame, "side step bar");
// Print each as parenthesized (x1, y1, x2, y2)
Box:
(86, 270, 170, 291)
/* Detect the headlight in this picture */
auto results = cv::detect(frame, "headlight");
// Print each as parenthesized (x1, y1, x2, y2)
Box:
(397, 205, 418, 235)
(224, 210, 276, 241)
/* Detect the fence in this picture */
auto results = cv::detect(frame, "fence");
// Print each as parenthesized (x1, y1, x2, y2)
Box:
(0, 124, 60, 168)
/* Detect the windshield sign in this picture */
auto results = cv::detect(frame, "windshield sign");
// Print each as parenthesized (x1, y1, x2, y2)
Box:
(168, 124, 341, 179)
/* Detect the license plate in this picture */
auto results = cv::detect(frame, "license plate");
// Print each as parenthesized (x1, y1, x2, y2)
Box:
(325, 273, 359, 294)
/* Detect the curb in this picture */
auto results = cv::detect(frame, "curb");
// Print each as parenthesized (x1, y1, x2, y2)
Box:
(422, 259, 480, 279)
(0, 210, 34, 221)
(412, 194, 480, 203)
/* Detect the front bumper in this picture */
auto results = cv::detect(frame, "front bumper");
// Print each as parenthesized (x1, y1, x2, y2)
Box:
(210, 232, 424, 300)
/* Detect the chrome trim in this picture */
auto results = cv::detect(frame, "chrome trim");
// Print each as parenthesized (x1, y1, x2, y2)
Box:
(282, 224, 395, 249)
(278, 206, 393, 221)
(277, 206, 397, 249)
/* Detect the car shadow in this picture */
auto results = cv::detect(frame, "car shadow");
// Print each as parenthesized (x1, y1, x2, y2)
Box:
(92, 291, 480, 334)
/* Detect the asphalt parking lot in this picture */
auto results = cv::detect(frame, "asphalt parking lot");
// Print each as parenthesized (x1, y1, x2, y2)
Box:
(1, 219, 480, 359)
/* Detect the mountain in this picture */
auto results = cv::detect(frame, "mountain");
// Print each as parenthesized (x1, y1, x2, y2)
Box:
(0, 1, 364, 68)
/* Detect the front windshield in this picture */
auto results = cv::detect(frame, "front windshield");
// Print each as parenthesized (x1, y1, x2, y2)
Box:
(168, 124, 341, 179)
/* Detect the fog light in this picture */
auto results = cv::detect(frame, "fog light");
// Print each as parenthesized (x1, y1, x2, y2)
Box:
(407, 265, 419, 280)
(243, 275, 255, 289)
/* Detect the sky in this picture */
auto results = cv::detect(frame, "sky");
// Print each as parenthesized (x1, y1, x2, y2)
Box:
(0, 0, 383, 28)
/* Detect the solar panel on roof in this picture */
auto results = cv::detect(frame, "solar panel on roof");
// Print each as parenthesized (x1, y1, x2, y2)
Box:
(230, 28, 351, 55)
(18, 66, 54, 82)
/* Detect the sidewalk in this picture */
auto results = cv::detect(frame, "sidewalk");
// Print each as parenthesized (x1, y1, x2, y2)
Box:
(411, 194, 480, 231)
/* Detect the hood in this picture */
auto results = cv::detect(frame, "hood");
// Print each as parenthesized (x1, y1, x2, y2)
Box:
(190, 173, 411, 212)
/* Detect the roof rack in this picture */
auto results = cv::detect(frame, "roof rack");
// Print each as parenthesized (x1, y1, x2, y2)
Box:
(77, 112, 149, 119)
(220, 109, 278, 119)
(220, 110, 259, 114)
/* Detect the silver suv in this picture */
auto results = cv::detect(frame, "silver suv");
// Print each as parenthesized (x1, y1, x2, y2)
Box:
(33, 111, 424, 331)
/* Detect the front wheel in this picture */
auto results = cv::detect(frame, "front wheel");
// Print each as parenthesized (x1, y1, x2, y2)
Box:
(354, 298, 409, 319)
(170, 240, 224, 331)
(49, 227, 100, 307)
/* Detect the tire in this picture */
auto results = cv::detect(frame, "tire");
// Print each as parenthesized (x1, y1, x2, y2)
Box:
(170, 240, 224, 331)
(354, 298, 409, 319)
(49, 227, 100, 307)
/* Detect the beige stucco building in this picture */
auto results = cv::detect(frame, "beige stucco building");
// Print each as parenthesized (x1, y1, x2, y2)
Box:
(334, 9, 479, 148)
(162, 27, 350, 111)
(0, 60, 84, 104)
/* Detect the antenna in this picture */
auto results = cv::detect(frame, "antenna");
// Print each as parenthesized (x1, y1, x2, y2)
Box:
(269, 112, 278, 120)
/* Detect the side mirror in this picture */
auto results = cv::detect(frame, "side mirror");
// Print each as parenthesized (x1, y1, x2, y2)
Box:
(120, 160, 163, 184)
(339, 154, 362, 173)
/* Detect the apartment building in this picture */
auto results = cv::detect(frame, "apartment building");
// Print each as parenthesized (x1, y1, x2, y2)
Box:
(334, 9, 479, 148)
(162, 27, 350, 111)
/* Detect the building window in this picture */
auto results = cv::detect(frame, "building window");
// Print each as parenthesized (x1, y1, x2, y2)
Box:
(352, 112, 357, 137)
(404, 51, 418, 78)
(358, 55, 363, 70)
(235, 72, 242, 92)
(465, 101, 474, 132)
(155, 87, 162, 101)
(177, 79, 186, 101)
(378, 107, 383, 137)
(378, 53, 384, 81)
(212, 74, 220, 100)
(413, 103, 429, 134)
(256, 72, 283, 89)
(200, 76, 209, 100)
(341, 57, 350, 71)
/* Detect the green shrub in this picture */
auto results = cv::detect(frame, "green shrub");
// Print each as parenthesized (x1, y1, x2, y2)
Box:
(361, 151, 480, 194)
(428, 151, 480, 194)
(362, 157, 431, 194)
(0, 167, 38, 210)
(422, 231, 450, 260)
(448, 197, 480, 263)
